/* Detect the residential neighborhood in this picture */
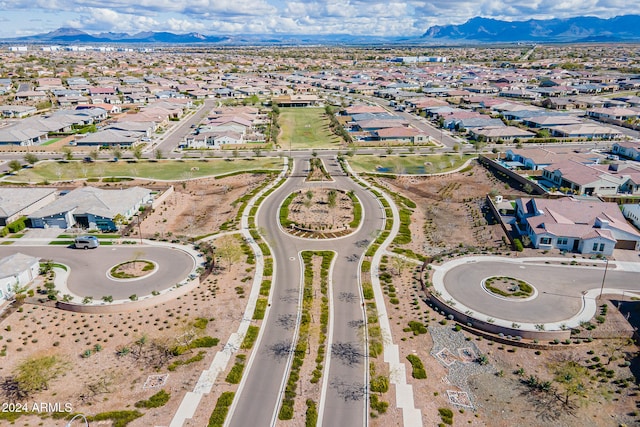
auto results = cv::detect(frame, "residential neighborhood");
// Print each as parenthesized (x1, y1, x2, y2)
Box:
(0, 41, 638, 427)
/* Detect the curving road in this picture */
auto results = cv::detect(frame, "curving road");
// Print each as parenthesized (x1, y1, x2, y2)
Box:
(228, 155, 385, 427)
(441, 258, 640, 324)
(0, 245, 195, 299)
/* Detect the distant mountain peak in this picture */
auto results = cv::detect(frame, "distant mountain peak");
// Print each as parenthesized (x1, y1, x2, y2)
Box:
(422, 14, 640, 43)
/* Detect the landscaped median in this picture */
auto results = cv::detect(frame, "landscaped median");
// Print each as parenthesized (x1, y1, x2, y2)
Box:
(196, 158, 290, 427)
(278, 188, 362, 238)
(341, 155, 422, 423)
(277, 250, 334, 423)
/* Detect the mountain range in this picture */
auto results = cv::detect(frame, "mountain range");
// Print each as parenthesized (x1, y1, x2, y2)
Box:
(422, 15, 640, 43)
(2, 15, 640, 45)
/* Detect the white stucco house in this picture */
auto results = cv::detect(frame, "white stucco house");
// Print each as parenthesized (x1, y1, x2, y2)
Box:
(516, 197, 640, 255)
(0, 253, 40, 301)
(622, 204, 640, 230)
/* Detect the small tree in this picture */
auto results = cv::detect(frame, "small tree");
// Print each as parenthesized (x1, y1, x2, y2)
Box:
(61, 146, 74, 160)
(132, 145, 143, 160)
(110, 145, 122, 160)
(24, 153, 39, 165)
(8, 160, 22, 173)
(89, 149, 100, 161)
(154, 148, 164, 160)
(216, 235, 243, 269)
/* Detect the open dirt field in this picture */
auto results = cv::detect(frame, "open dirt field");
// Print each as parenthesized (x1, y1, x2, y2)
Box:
(132, 173, 271, 240)
(375, 161, 523, 257)
(369, 254, 640, 427)
(0, 237, 258, 426)
(363, 163, 639, 427)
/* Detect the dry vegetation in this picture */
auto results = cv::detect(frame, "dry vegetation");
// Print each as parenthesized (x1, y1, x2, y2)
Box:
(375, 161, 522, 258)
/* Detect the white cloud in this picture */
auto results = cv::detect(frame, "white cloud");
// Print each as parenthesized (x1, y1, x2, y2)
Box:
(0, 0, 634, 36)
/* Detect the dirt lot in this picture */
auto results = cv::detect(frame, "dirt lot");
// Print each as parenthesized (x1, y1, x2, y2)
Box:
(287, 188, 355, 232)
(364, 162, 639, 427)
(132, 173, 270, 240)
(375, 161, 523, 257)
(369, 255, 640, 427)
(0, 240, 256, 426)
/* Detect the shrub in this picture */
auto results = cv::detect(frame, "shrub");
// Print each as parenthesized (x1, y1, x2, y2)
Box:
(305, 399, 318, 427)
(88, 410, 143, 427)
(253, 298, 268, 320)
(225, 355, 246, 384)
(208, 392, 235, 427)
(438, 407, 454, 425)
(193, 318, 209, 329)
(370, 375, 389, 393)
(407, 354, 427, 379)
(135, 389, 170, 408)
(370, 394, 388, 414)
(513, 239, 524, 252)
(241, 325, 260, 350)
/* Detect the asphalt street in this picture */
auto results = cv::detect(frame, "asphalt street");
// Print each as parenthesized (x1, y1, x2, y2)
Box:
(228, 155, 384, 427)
(443, 260, 640, 323)
(0, 245, 194, 299)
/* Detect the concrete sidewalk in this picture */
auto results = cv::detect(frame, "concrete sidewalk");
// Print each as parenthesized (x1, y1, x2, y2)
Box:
(431, 255, 640, 332)
(170, 157, 289, 427)
(346, 161, 423, 427)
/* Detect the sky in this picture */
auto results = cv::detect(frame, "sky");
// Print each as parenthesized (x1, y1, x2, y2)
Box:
(0, 0, 632, 38)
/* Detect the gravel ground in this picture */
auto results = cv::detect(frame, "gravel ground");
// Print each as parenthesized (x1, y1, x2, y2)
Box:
(429, 325, 496, 408)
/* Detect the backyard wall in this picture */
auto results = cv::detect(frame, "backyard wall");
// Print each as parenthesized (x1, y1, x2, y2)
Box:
(478, 155, 546, 195)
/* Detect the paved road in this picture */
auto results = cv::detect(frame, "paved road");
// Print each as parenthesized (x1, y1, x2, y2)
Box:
(229, 155, 384, 427)
(151, 99, 218, 154)
(443, 260, 640, 323)
(0, 245, 194, 299)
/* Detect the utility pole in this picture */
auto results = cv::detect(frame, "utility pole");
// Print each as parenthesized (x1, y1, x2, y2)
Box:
(598, 258, 609, 300)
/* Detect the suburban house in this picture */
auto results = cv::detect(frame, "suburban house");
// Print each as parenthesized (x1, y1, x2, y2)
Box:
(467, 126, 535, 142)
(612, 141, 640, 161)
(0, 188, 57, 226)
(622, 204, 640, 230)
(549, 124, 623, 139)
(587, 107, 640, 122)
(541, 160, 631, 195)
(29, 187, 153, 231)
(0, 105, 37, 118)
(0, 253, 40, 301)
(75, 129, 141, 147)
(504, 148, 598, 171)
(272, 94, 318, 107)
(371, 127, 430, 143)
(516, 197, 640, 254)
(0, 127, 47, 146)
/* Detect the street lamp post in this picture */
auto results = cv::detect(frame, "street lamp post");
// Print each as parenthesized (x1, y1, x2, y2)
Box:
(598, 258, 609, 300)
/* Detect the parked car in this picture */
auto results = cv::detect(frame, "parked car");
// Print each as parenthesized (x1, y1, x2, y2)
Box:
(74, 235, 99, 249)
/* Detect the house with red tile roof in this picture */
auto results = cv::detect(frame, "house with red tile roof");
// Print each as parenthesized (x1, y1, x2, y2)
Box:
(516, 197, 640, 254)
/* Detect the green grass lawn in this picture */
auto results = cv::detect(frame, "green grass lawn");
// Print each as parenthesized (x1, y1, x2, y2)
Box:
(41, 138, 63, 146)
(348, 154, 475, 175)
(279, 108, 342, 149)
(7, 158, 283, 183)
